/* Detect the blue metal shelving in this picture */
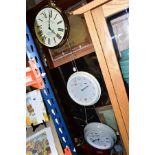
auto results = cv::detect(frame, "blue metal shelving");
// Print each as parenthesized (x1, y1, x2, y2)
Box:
(26, 24, 77, 155)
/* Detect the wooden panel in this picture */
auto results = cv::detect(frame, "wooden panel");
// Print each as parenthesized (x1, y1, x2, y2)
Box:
(91, 6, 129, 134)
(102, 0, 129, 17)
(84, 11, 128, 154)
(49, 15, 92, 59)
(27, 0, 82, 12)
(47, 43, 94, 68)
(72, 0, 110, 15)
(42, 14, 94, 69)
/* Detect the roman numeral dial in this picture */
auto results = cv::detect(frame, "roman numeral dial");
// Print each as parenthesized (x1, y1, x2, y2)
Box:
(34, 7, 68, 48)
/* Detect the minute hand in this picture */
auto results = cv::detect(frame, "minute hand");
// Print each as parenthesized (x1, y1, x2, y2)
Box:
(81, 85, 89, 91)
(48, 14, 51, 30)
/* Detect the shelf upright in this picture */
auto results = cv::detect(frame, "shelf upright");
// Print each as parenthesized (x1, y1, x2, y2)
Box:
(26, 23, 77, 155)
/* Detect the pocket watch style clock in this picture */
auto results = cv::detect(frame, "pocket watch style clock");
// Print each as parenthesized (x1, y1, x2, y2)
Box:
(84, 122, 117, 150)
(34, 3, 69, 48)
(67, 71, 101, 106)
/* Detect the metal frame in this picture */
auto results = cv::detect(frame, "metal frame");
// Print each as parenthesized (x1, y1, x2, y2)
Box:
(26, 23, 77, 155)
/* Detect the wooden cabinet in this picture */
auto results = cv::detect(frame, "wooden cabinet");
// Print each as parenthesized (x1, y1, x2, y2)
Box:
(73, 0, 129, 154)
(44, 14, 95, 69)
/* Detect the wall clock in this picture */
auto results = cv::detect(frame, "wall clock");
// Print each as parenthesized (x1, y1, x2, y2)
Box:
(67, 71, 101, 106)
(34, 3, 69, 48)
(84, 122, 117, 150)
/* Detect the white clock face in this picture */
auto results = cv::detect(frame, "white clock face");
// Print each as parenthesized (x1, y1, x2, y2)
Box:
(86, 132, 113, 149)
(84, 122, 117, 150)
(67, 71, 101, 106)
(34, 7, 66, 47)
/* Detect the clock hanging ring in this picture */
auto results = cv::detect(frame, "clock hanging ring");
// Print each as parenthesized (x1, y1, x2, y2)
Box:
(34, 0, 70, 48)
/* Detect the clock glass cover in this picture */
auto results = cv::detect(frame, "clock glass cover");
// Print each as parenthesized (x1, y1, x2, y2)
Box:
(34, 7, 68, 48)
(84, 122, 117, 150)
(67, 71, 101, 106)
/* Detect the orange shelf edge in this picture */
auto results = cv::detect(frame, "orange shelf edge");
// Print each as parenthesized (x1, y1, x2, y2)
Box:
(26, 59, 45, 89)
(63, 146, 72, 155)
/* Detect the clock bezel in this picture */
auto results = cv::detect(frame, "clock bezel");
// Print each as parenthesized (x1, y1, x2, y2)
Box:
(67, 71, 101, 106)
(84, 122, 117, 150)
(34, 5, 70, 48)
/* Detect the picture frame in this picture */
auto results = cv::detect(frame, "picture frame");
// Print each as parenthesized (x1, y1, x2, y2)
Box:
(95, 104, 118, 132)
(26, 127, 58, 155)
(26, 89, 49, 127)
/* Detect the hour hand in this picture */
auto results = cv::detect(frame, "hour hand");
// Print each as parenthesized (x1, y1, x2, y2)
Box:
(51, 29, 56, 34)
(81, 85, 89, 91)
(92, 138, 100, 142)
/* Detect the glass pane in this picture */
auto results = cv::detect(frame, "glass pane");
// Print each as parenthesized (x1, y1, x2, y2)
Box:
(49, 14, 92, 60)
(107, 9, 129, 91)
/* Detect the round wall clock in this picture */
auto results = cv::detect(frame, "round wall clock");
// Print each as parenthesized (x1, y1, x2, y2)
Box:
(67, 71, 101, 106)
(34, 4, 69, 48)
(84, 122, 117, 150)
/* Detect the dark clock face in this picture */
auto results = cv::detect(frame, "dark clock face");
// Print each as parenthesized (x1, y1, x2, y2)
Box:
(34, 7, 68, 48)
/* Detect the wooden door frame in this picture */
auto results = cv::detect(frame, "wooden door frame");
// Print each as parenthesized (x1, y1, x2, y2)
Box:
(73, 0, 129, 154)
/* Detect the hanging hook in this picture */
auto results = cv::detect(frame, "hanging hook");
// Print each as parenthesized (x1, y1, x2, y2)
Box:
(66, 39, 78, 72)
(48, 0, 56, 6)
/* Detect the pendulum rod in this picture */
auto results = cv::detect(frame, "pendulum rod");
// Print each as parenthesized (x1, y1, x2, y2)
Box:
(84, 106, 88, 124)
(66, 39, 78, 72)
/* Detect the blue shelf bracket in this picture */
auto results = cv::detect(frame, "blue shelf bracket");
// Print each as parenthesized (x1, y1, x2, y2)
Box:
(26, 23, 77, 155)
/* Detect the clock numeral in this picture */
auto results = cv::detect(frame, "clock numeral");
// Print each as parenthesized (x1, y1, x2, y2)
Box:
(53, 37, 56, 44)
(38, 30, 43, 36)
(42, 35, 46, 42)
(48, 38, 51, 45)
(54, 14, 58, 20)
(49, 10, 52, 18)
(37, 25, 42, 29)
(58, 28, 64, 32)
(56, 33, 62, 40)
(38, 19, 43, 22)
(57, 20, 62, 24)
(42, 12, 47, 18)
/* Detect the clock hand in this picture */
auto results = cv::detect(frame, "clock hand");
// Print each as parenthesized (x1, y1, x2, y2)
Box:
(51, 29, 56, 35)
(48, 14, 51, 30)
(81, 85, 89, 91)
(92, 138, 100, 142)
